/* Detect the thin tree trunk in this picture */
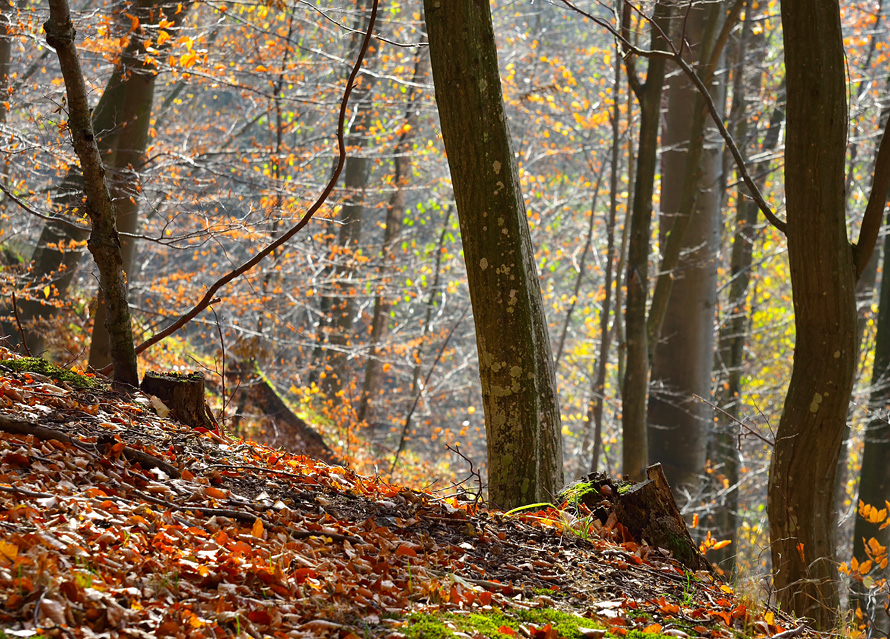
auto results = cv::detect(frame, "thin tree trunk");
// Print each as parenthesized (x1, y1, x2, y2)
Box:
(621, 0, 674, 481)
(553, 167, 605, 368)
(45, 0, 137, 385)
(357, 50, 428, 425)
(647, 0, 727, 502)
(850, 225, 890, 633)
(588, 41, 623, 472)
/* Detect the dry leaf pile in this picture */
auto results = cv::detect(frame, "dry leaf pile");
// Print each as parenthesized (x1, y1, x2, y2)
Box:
(0, 352, 812, 639)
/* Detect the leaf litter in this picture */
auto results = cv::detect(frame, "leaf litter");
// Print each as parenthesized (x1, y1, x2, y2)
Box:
(0, 350, 816, 638)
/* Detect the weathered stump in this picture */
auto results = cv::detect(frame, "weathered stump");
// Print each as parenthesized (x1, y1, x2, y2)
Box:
(570, 463, 715, 575)
(614, 464, 713, 573)
(142, 371, 216, 431)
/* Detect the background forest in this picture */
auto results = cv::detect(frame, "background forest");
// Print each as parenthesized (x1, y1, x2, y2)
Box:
(1, 0, 889, 631)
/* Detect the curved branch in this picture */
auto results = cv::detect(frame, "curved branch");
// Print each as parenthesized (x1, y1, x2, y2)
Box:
(853, 117, 890, 279)
(560, 0, 786, 234)
(99, 0, 381, 375)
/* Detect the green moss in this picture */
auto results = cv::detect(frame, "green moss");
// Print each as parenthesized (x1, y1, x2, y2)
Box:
(560, 481, 599, 506)
(0, 357, 104, 389)
(404, 607, 604, 639)
(617, 482, 633, 495)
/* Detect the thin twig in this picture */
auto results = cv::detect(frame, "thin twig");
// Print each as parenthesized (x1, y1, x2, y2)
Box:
(10, 292, 32, 356)
(443, 443, 485, 510)
(390, 305, 470, 475)
(693, 394, 774, 447)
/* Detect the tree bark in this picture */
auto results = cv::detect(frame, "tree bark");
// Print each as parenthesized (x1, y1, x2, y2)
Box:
(850, 216, 890, 629)
(44, 0, 138, 386)
(424, 0, 563, 509)
(767, 0, 861, 625)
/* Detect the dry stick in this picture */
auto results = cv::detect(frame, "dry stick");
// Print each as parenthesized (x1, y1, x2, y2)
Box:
(0, 414, 181, 478)
(559, 0, 786, 234)
(10, 292, 32, 357)
(98, 0, 380, 376)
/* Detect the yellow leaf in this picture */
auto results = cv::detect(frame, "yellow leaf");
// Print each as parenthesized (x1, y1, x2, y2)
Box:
(643, 623, 662, 634)
(251, 518, 264, 538)
(204, 486, 227, 499)
(43, 286, 50, 298)
(0, 540, 18, 561)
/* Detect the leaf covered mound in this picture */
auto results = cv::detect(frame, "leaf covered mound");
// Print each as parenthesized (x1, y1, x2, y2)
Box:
(0, 350, 810, 638)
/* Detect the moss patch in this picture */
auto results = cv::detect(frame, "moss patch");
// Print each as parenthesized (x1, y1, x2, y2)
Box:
(0, 357, 104, 389)
(404, 607, 604, 639)
(560, 481, 599, 507)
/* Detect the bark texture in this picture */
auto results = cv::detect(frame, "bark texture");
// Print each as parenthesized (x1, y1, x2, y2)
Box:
(424, 0, 563, 509)
(851, 224, 890, 628)
(767, 0, 859, 625)
(44, 0, 138, 386)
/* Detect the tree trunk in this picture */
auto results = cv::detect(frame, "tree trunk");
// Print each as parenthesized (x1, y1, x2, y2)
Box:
(647, 1, 725, 501)
(710, 72, 785, 573)
(357, 50, 427, 426)
(88, 2, 164, 367)
(621, 0, 673, 481)
(8, 0, 186, 357)
(44, 0, 138, 385)
(850, 223, 890, 631)
(424, 0, 563, 509)
(767, 0, 858, 624)
(587, 41, 622, 472)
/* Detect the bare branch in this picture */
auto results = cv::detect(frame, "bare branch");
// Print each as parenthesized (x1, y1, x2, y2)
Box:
(560, 0, 787, 234)
(853, 117, 890, 279)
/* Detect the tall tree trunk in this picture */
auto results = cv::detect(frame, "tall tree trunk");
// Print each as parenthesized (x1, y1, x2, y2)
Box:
(850, 225, 890, 632)
(424, 0, 563, 509)
(621, 0, 673, 481)
(647, 1, 726, 501)
(45, 0, 137, 385)
(87, 1, 166, 367)
(357, 50, 428, 426)
(587, 40, 623, 472)
(8, 0, 186, 357)
(767, 0, 869, 624)
(312, 0, 376, 395)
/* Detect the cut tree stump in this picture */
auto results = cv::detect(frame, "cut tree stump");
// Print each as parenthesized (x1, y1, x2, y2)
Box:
(613, 464, 714, 574)
(141, 371, 216, 431)
(570, 463, 715, 575)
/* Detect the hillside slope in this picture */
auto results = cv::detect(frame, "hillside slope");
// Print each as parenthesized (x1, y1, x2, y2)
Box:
(0, 353, 811, 639)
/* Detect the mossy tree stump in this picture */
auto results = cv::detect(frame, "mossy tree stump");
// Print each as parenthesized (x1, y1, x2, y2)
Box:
(571, 463, 714, 574)
(614, 464, 713, 574)
(142, 371, 215, 431)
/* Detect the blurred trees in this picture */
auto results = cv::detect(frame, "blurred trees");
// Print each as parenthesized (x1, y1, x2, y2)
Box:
(2, 0, 890, 629)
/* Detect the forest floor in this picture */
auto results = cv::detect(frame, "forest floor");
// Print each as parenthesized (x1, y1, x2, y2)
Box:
(0, 349, 819, 639)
